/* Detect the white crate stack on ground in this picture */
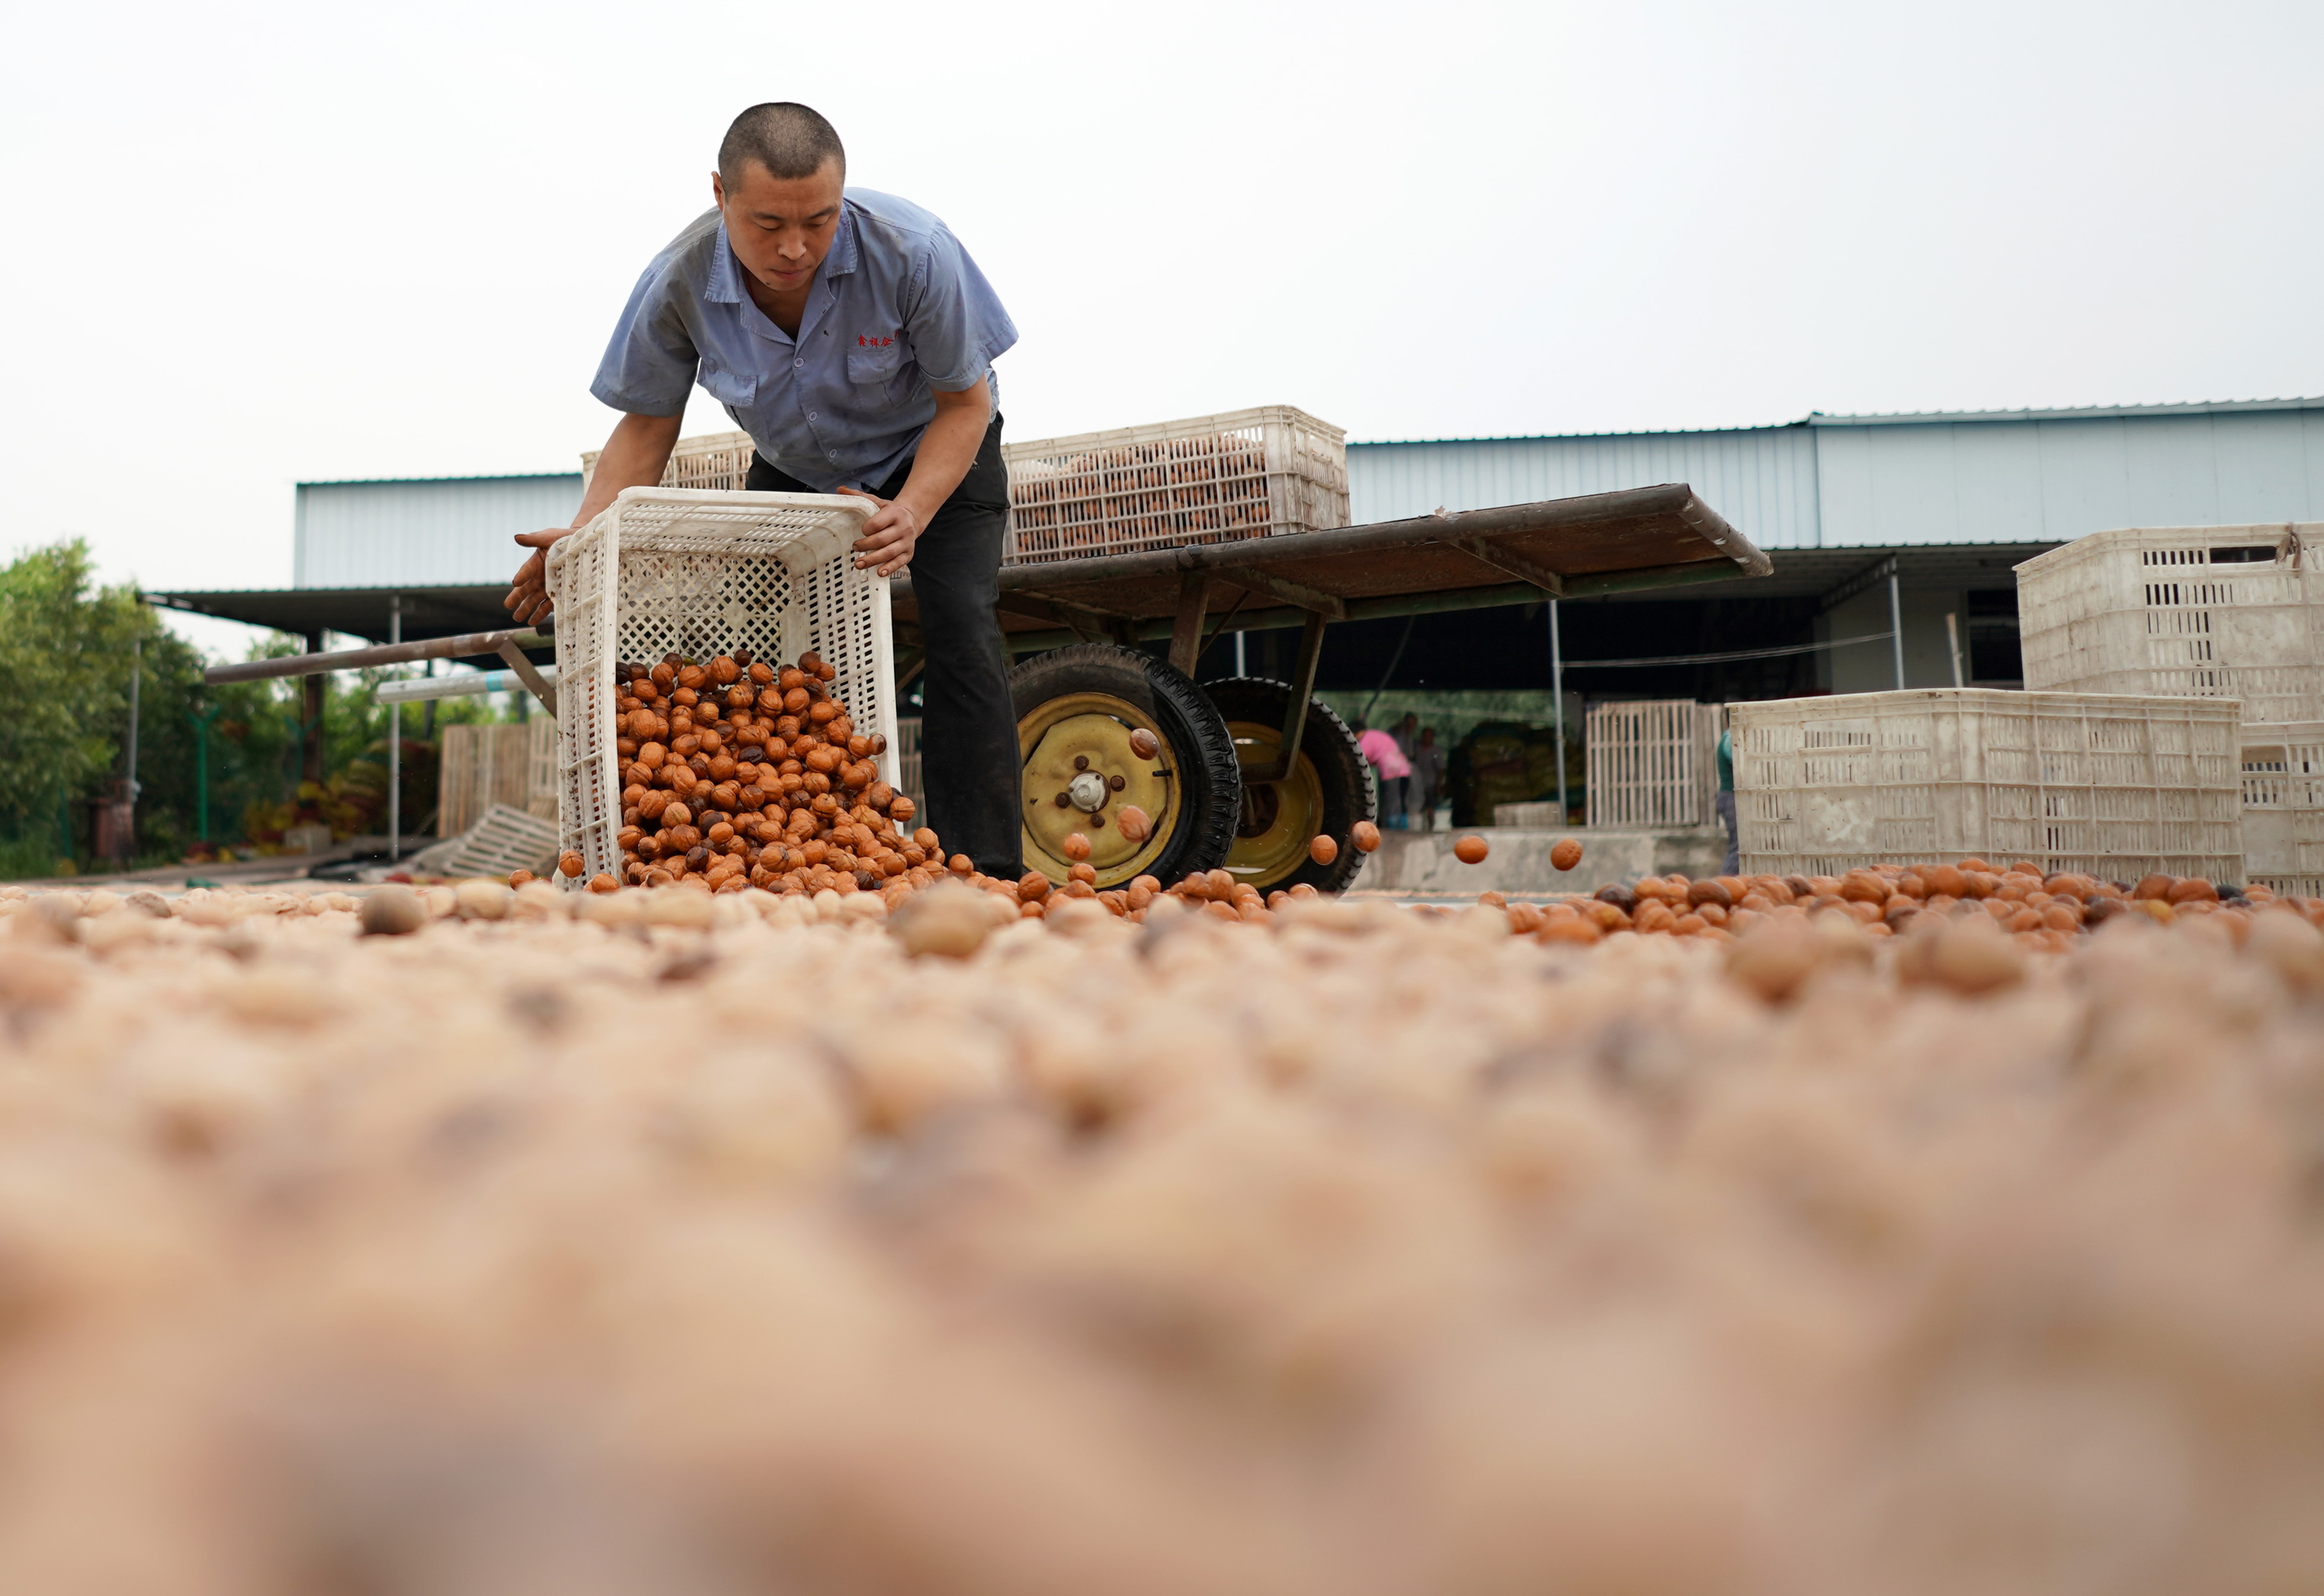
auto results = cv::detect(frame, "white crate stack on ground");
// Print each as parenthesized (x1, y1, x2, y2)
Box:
(1002, 406, 1349, 566)
(1732, 688, 2244, 881)
(2017, 523, 2323, 725)
(582, 431, 757, 494)
(407, 805, 563, 882)
(1585, 700, 1721, 829)
(437, 721, 557, 837)
(2239, 722, 2324, 896)
(544, 488, 889, 887)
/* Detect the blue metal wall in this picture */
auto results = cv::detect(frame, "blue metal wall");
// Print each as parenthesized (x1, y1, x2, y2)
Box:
(1809, 404, 2324, 547)
(1347, 399, 2323, 555)
(294, 474, 582, 588)
(1348, 426, 1822, 547)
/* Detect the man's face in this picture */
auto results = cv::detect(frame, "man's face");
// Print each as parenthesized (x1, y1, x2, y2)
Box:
(713, 158, 844, 296)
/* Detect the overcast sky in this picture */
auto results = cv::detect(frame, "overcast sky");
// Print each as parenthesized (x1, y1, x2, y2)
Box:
(5, 0, 2319, 653)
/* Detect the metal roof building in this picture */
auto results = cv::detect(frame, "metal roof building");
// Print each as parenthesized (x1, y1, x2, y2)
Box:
(1349, 397, 2324, 548)
(152, 396, 2323, 698)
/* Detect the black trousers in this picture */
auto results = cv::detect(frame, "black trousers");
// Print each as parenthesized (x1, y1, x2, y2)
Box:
(746, 416, 1024, 877)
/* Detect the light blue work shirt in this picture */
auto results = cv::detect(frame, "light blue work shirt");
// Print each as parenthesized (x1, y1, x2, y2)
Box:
(591, 188, 1017, 492)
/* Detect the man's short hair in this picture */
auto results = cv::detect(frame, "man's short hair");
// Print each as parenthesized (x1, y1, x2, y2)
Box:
(719, 103, 845, 187)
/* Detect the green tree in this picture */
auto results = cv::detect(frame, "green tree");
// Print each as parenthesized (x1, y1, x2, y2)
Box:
(0, 539, 526, 875)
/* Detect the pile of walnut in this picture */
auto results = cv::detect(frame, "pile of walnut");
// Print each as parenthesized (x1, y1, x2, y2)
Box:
(1512, 858, 2285, 950)
(601, 648, 945, 897)
(3, 879, 2324, 1593)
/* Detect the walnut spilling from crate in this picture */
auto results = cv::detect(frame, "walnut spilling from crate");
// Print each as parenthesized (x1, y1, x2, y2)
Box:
(613, 649, 943, 900)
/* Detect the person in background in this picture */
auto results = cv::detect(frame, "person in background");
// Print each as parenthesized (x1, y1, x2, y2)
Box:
(1354, 719, 1412, 827)
(1408, 726, 1445, 832)
(1392, 712, 1422, 823)
(1715, 725, 1738, 875)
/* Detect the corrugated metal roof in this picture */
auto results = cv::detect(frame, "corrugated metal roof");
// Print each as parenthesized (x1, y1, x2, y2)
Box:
(295, 470, 582, 488)
(1349, 428, 1822, 549)
(1808, 396, 2324, 426)
(1352, 419, 1810, 446)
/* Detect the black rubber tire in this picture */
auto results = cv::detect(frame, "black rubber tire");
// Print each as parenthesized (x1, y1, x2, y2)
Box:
(1009, 644, 1242, 884)
(1205, 677, 1374, 893)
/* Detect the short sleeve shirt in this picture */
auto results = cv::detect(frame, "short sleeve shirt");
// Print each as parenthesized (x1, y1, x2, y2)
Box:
(590, 188, 1017, 492)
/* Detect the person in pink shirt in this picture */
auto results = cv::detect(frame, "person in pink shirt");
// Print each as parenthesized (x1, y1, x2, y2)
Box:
(1354, 719, 1412, 827)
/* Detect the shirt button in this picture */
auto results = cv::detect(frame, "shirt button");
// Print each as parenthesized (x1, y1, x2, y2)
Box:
(793, 358, 803, 368)
(808, 411, 819, 420)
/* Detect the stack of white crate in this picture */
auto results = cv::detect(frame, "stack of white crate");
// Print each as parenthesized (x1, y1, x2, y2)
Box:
(1730, 690, 2244, 882)
(1583, 700, 1721, 829)
(2016, 523, 2322, 892)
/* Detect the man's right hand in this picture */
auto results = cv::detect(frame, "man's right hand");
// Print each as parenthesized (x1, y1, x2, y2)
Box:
(509, 411, 687, 626)
(505, 528, 568, 626)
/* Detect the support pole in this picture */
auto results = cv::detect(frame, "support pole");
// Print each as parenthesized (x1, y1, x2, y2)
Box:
(188, 706, 218, 842)
(1245, 611, 1329, 784)
(1945, 612, 1964, 688)
(1889, 573, 1905, 691)
(1551, 600, 1568, 827)
(388, 598, 401, 863)
(1166, 575, 1210, 679)
(303, 630, 326, 789)
(124, 632, 143, 831)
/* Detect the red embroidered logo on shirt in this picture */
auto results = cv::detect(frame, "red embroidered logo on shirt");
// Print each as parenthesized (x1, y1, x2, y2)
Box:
(855, 335, 894, 347)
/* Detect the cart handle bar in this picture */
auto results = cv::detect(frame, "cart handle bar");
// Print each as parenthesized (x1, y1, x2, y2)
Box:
(203, 624, 553, 686)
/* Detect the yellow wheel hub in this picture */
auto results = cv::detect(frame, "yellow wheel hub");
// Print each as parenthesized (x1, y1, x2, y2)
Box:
(1224, 718, 1324, 890)
(1019, 692, 1179, 888)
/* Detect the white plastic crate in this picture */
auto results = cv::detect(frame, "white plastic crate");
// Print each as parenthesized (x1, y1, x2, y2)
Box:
(1732, 688, 2243, 881)
(1584, 700, 1721, 829)
(2017, 523, 2323, 724)
(2240, 721, 2324, 897)
(1002, 405, 1349, 566)
(581, 431, 756, 493)
(437, 721, 557, 837)
(424, 804, 562, 882)
(544, 488, 889, 886)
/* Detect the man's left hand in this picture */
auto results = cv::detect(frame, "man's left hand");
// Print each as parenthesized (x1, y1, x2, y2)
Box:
(839, 488, 921, 576)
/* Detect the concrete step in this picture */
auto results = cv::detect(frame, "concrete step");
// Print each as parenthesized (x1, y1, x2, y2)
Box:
(1346, 826, 1728, 895)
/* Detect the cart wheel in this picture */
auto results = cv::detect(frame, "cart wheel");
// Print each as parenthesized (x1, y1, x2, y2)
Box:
(1207, 677, 1374, 893)
(1011, 644, 1240, 889)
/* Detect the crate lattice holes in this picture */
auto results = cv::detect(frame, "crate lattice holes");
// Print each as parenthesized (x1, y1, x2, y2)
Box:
(2241, 722, 2324, 897)
(1732, 688, 2244, 880)
(544, 489, 890, 887)
(2017, 523, 2324, 725)
(1583, 701, 1722, 829)
(1002, 406, 1349, 566)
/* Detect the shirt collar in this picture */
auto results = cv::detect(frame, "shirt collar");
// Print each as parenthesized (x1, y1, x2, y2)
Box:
(706, 222, 744, 305)
(823, 202, 860, 280)
(706, 201, 860, 306)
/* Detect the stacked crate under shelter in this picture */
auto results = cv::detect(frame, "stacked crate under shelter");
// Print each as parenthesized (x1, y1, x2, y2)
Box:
(1730, 688, 2243, 882)
(1583, 701, 1722, 830)
(2017, 523, 2323, 889)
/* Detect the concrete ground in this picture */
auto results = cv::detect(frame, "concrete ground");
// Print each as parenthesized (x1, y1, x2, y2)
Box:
(2, 834, 434, 895)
